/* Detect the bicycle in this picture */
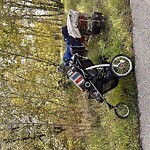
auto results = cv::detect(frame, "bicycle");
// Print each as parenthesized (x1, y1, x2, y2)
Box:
(67, 54, 132, 118)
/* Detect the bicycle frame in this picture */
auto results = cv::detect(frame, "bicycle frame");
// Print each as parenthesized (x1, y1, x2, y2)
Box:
(67, 54, 131, 118)
(85, 64, 119, 71)
(73, 57, 115, 109)
(85, 64, 110, 70)
(88, 79, 115, 109)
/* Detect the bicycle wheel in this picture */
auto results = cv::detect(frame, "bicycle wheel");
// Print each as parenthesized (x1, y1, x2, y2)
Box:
(110, 55, 132, 77)
(114, 102, 129, 118)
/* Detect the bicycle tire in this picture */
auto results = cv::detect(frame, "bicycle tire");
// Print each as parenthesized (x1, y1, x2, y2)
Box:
(110, 54, 133, 77)
(114, 102, 129, 118)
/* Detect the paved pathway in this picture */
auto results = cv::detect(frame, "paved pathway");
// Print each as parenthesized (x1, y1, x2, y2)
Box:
(130, 0, 150, 149)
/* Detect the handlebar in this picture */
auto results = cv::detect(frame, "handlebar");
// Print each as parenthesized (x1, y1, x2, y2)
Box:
(72, 53, 87, 61)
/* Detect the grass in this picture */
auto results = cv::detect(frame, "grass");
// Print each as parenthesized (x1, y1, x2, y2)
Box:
(62, 0, 140, 149)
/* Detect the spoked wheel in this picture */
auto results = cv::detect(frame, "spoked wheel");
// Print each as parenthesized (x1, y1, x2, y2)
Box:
(110, 55, 133, 77)
(114, 102, 129, 118)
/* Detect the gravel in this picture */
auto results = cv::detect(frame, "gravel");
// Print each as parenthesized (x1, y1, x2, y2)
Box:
(130, 0, 150, 149)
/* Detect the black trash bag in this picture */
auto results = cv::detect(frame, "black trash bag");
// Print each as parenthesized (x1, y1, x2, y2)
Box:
(91, 12, 103, 35)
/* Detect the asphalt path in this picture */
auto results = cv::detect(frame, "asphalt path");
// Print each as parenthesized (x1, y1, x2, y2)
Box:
(130, 0, 150, 149)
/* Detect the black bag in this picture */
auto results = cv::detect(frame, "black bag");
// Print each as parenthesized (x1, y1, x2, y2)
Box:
(71, 46, 85, 56)
(91, 12, 103, 35)
(92, 12, 103, 20)
(79, 59, 98, 79)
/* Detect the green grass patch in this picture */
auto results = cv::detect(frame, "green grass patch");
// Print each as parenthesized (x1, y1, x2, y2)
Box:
(63, 0, 140, 149)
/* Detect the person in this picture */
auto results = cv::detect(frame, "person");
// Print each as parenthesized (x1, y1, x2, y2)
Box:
(56, 44, 73, 73)
(63, 43, 73, 66)
(56, 25, 86, 74)
(62, 26, 84, 66)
